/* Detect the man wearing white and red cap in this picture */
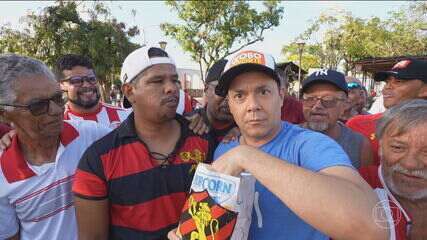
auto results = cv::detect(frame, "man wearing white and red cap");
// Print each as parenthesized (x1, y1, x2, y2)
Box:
(72, 46, 214, 240)
(347, 59, 427, 165)
(189, 50, 386, 239)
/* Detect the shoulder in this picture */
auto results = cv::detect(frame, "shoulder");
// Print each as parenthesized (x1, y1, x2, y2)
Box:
(284, 122, 335, 146)
(214, 140, 239, 159)
(347, 113, 383, 127)
(64, 120, 111, 138)
(101, 102, 127, 111)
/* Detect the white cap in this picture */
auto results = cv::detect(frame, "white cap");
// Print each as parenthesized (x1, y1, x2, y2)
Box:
(120, 46, 175, 84)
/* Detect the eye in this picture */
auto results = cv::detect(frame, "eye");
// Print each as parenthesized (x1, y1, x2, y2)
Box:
(260, 89, 271, 95)
(390, 144, 405, 153)
(233, 93, 243, 100)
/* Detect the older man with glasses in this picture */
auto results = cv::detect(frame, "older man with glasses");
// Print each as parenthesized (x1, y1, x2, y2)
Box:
(300, 69, 374, 168)
(0, 54, 110, 240)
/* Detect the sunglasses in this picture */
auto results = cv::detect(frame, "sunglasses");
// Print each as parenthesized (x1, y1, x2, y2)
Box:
(61, 75, 97, 86)
(302, 95, 345, 108)
(347, 82, 361, 89)
(0, 93, 66, 116)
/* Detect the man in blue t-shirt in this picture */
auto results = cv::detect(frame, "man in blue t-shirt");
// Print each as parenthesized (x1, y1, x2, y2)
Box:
(209, 50, 388, 240)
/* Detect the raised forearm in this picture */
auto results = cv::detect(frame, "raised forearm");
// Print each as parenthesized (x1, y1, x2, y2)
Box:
(239, 147, 388, 240)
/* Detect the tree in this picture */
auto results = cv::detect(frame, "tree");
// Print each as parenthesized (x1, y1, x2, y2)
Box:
(284, 3, 427, 74)
(161, 0, 284, 80)
(0, 1, 140, 100)
(281, 43, 323, 70)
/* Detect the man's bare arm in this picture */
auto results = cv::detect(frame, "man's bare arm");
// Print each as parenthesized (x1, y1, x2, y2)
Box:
(212, 145, 388, 240)
(74, 197, 109, 240)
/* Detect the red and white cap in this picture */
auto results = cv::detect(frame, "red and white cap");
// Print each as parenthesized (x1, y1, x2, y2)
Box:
(215, 50, 279, 97)
(120, 45, 175, 84)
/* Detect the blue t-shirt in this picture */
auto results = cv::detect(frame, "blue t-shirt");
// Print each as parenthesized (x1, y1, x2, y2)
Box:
(214, 121, 353, 240)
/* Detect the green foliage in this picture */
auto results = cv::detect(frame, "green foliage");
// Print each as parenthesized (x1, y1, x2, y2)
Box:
(0, 1, 140, 98)
(161, 0, 284, 79)
(282, 2, 427, 73)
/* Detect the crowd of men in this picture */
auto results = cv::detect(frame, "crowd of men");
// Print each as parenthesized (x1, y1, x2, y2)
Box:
(0, 44, 425, 240)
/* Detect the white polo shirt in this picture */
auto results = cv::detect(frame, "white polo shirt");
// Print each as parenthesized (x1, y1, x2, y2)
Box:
(0, 120, 110, 240)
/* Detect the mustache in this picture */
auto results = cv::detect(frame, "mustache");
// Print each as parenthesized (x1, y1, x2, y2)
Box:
(391, 163, 427, 180)
(160, 95, 179, 105)
(77, 87, 98, 94)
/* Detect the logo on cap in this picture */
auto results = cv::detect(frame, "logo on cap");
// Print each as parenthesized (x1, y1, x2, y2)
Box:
(392, 60, 411, 70)
(230, 50, 266, 68)
(314, 69, 328, 76)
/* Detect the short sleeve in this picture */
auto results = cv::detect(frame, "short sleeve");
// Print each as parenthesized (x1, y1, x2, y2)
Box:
(0, 197, 19, 239)
(297, 131, 354, 172)
(213, 141, 239, 160)
(72, 146, 108, 200)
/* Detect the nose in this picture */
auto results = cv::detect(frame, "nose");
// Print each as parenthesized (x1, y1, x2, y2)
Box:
(400, 151, 425, 170)
(164, 79, 178, 95)
(312, 98, 324, 110)
(246, 93, 261, 112)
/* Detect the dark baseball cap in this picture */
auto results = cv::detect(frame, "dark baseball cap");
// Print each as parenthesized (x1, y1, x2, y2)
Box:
(374, 59, 427, 83)
(301, 69, 348, 94)
(206, 59, 227, 84)
(215, 50, 280, 97)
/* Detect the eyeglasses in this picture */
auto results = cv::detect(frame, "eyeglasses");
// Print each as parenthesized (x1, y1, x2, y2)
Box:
(347, 82, 361, 89)
(302, 95, 345, 108)
(61, 75, 97, 87)
(0, 93, 66, 116)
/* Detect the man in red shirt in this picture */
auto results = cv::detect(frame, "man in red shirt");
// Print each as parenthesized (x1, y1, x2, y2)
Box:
(276, 68, 305, 124)
(347, 59, 427, 165)
(359, 99, 427, 240)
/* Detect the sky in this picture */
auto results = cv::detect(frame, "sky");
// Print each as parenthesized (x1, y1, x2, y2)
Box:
(0, 1, 409, 70)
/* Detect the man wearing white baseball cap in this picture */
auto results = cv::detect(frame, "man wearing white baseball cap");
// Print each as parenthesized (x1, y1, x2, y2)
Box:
(73, 46, 214, 240)
(121, 48, 198, 116)
(211, 50, 387, 239)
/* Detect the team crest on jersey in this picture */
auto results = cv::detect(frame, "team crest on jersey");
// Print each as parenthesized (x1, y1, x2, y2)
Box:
(392, 60, 411, 70)
(178, 190, 238, 240)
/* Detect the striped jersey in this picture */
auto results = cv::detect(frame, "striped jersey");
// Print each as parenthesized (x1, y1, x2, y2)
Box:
(0, 120, 111, 240)
(73, 113, 215, 239)
(64, 102, 131, 128)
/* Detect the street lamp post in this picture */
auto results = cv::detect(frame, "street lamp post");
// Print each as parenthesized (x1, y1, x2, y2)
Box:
(158, 41, 167, 50)
(296, 41, 305, 98)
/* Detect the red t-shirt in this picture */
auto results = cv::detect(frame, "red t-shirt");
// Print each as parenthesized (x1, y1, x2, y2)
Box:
(346, 113, 383, 165)
(281, 96, 305, 124)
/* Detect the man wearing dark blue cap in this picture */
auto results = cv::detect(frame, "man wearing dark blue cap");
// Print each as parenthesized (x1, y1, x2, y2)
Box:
(300, 69, 373, 168)
(347, 59, 427, 165)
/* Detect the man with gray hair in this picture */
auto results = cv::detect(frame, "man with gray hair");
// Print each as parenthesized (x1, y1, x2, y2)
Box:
(360, 99, 427, 240)
(0, 54, 109, 240)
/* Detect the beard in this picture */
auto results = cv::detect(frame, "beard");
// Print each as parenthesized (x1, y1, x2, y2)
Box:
(307, 121, 329, 132)
(385, 163, 427, 201)
(69, 87, 101, 109)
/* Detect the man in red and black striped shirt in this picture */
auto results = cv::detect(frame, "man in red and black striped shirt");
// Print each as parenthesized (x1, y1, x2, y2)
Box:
(72, 46, 214, 239)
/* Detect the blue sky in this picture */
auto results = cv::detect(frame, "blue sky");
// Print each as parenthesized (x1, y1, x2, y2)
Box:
(0, 1, 408, 69)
